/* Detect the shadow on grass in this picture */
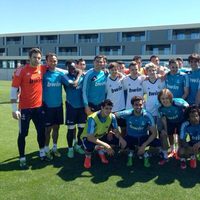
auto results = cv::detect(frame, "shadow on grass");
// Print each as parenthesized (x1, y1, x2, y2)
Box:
(0, 151, 54, 171)
(1, 148, 200, 188)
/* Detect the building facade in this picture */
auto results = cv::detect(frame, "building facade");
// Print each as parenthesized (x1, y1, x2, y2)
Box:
(1, 23, 200, 80)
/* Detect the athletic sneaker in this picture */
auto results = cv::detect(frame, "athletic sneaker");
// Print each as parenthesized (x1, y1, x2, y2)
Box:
(126, 156, 133, 167)
(67, 148, 74, 158)
(74, 145, 85, 155)
(51, 149, 61, 157)
(180, 160, 187, 169)
(45, 151, 53, 161)
(99, 154, 109, 164)
(19, 159, 28, 170)
(84, 156, 91, 169)
(144, 157, 151, 168)
(189, 158, 197, 169)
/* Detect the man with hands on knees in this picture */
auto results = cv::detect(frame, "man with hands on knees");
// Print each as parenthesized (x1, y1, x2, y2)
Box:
(81, 99, 126, 169)
(115, 96, 162, 168)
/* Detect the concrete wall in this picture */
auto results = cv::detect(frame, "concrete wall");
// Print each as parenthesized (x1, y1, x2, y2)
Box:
(0, 69, 15, 80)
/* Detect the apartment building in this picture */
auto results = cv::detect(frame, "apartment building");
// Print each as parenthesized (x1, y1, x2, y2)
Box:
(0, 23, 200, 79)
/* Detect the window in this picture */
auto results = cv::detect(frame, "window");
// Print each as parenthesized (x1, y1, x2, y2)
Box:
(78, 34, 99, 43)
(99, 46, 122, 55)
(6, 37, 21, 45)
(40, 35, 58, 44)
(0, 48, 6, 56)
(145, 44, 171, 55)
(58, 47, 78, 56)
(172, 28, 200, 40)
(122, 31, 145, 42)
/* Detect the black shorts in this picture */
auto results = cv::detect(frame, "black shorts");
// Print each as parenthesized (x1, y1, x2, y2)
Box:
(44, 105, 64, 127)
(65, 102, 87, 125)
(167, 121, 182, 135)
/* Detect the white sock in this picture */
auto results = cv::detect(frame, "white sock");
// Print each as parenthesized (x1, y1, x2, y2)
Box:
(68, 147, 73, 151)
(20, 157, 26, 161)
(52, 144, 57, 151)
(128, 152, 133, 157)
(162, 150, 168, 159)
(45, 146, 50, 153)
(143, 152, 149, 158)
(40, 148, 45, 157)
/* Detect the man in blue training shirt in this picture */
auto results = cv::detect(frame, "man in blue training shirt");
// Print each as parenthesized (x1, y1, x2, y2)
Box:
(43, 53, 69, 159)
(82, 55, 107, 115)
(187, 53, 200, 105)
(179, 105, 200, 169)
(165, 58, 189, 99)
(64, 60, 86, 158)
(115, 96, 161, 168)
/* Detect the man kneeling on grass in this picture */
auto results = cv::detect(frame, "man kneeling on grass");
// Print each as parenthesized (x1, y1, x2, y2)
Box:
(179, 105, 200, 169)
(81, 99, 126, 169)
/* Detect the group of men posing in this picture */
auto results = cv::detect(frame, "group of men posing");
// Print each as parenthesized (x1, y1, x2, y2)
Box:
(10, 48, 200, 170)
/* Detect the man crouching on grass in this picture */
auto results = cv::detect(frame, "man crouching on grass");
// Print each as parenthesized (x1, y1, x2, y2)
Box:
(81, 99, 126, 169)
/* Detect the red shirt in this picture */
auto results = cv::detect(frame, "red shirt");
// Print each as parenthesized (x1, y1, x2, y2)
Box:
(12, 64, 47, 109)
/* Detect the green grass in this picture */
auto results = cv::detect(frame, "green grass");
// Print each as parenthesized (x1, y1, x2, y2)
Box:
(0, 80, 200, 200)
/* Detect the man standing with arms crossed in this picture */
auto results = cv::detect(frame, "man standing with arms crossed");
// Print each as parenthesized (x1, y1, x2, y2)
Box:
(10, 48, 47, 169)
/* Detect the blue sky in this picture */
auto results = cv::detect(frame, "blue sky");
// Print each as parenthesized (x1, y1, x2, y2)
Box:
(0, 0, 200, 34)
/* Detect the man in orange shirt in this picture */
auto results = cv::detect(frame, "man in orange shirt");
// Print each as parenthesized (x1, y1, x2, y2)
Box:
(10, 48, 47, 169)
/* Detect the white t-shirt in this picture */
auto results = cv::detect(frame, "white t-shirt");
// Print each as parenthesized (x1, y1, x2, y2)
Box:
(106, 76, 125, 112)
(123, 75, 145, 109)
(143, 78, 165, 117)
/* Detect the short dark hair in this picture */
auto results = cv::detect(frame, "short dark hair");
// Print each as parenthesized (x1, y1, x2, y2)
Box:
(77, 58, 85, 64)
(150, 55, 158, 61)
(128, 61, 137, 68)
(29, 48, 42, 58)
(101, 99, 113, 107)
(65, 60, 76, 68)
(132, 55, 141, 61)
(45, 52, 57, 60)
(184, 105, 200, 120)
(169, 58, 178, 66)
(108, 62, 118, 70)
(131, 96, 143, 105)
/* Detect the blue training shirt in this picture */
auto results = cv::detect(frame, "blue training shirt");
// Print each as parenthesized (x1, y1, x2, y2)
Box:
(116, 109, 155, 137)
(63, 74, 84, 108)
(158, 98, 189, 123)
(187, 69, 200, 105)
(180, 121, 200, 141)
(166, 72, 189, 98)
(82, 68, 107, 106)
(43, 69, 66, 108)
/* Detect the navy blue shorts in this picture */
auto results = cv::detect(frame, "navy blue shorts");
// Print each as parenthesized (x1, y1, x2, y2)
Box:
(88, 102, 101, 112)
(124, 135, 161, 150)
(65, 102, 87, 125)
(44, 105, 63, 127)
(167, 121, 182, 135)
(82, 134, 120, 153)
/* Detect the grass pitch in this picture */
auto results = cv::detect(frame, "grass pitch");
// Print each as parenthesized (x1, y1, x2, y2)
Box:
(0, 80, 200, 200)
